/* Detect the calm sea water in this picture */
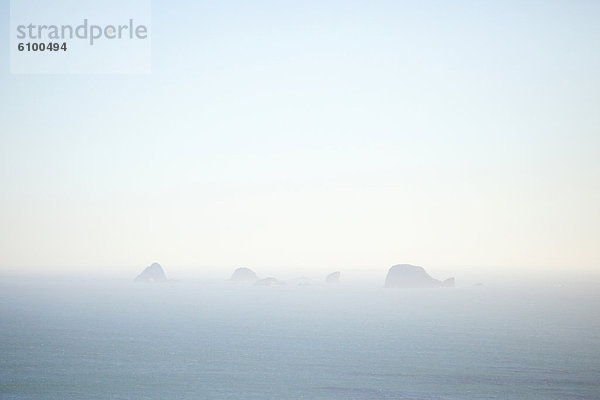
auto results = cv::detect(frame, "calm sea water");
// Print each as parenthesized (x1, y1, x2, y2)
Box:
(1, 278, 599, 399)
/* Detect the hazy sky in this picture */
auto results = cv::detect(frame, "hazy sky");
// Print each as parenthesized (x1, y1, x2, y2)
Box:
(1, 0, 599, 278)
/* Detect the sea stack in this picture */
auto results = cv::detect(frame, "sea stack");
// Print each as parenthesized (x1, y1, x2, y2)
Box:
(135, 263, 168, 282)
(326, 271, 341, 284)
(384, 264, 454, 288)
(230, 267, 258, 282)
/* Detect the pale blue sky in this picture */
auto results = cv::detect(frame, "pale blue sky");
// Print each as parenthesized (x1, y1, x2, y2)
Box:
(1, 0, 599, 278)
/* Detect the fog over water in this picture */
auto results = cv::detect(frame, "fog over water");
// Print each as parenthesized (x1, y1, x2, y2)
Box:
(2, 0, 600, 398)
(1, 272, 599, 399)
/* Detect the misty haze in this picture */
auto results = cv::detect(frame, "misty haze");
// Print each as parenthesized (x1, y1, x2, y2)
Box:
(2, 0, 600, 399)
(1, 265, 599, 399)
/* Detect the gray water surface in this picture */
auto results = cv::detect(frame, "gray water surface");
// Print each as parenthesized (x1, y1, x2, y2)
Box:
(1, 279, 599, 399)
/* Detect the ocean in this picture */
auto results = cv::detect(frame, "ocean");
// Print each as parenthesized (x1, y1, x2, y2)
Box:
(1, 278, 599, 399)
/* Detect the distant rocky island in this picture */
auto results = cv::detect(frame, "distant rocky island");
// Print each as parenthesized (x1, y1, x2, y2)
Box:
(135, 263, 168, 282)
(230, 267, 258, 282)
(384, 264, 454, 288)
(254, 277, 286, 286)
(326, 271, 340, 284)
(131, 263, 456, 288)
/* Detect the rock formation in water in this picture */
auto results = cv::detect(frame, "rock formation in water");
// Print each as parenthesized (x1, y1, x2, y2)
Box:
(384, 264, 454, 288)
(254, 277, 286, 286)
(230, 267, 258, 282)
(326, 271, 341, 284)
(135, 263, 168, 282)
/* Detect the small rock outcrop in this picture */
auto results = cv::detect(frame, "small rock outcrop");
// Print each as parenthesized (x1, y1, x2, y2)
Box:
(289, 276, 316, 286)
(254, 277, 285, 286)
(326, 271, 341, 284)
(230, 267, 258, 282)
(135, 263, 167, 282)
(384, 264, 454, 288)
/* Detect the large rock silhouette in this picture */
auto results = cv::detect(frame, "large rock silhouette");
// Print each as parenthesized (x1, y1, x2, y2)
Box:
(384, 264, 454, 288)
(230, 267, 258, 282)
(135, 263, 168, 282)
